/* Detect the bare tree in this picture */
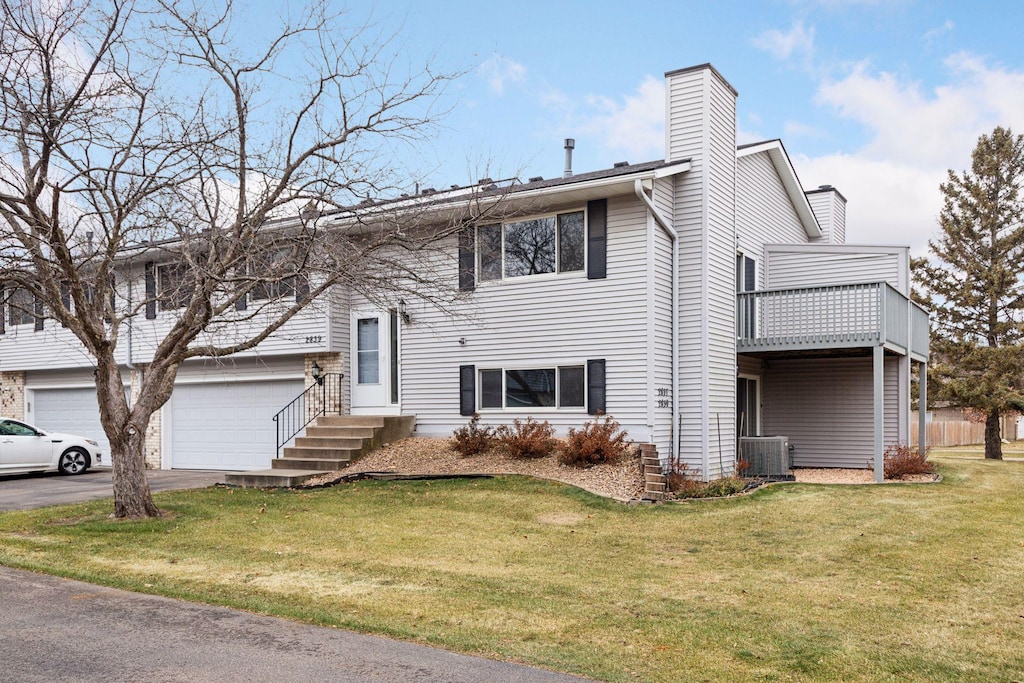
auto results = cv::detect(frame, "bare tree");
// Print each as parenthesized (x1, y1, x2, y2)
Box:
(0, 0, 493, 518)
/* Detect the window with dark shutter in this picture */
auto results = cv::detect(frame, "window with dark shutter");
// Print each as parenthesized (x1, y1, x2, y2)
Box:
(144, 262, 157, 319)
(587, 199, 607, 279)
(587, 359, 606, 414)
(459, 365, 476, 416)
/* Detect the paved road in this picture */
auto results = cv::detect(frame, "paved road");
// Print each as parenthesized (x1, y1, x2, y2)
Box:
(0, 468, 226, 511)
(0, 567, 590, 683)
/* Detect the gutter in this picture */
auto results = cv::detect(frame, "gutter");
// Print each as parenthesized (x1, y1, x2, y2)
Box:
(634, 179, 678, 463)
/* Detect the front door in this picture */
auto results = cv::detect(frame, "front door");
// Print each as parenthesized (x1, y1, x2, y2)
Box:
(350, 309, 400, 414)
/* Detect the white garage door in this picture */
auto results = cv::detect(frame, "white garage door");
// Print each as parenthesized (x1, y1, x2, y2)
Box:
(168, 380, 305, 470)
(32, 387, 111, 455)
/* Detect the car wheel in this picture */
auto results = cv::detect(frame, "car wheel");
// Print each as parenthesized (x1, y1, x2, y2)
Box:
(58, 448, 90, 475)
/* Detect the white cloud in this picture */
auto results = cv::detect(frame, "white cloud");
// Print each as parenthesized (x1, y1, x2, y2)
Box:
(577, 76, 665, 161)
(752, 20, 815, 62)
(923, 19, 954, 43)
(478, 54, 526, 96)
(801, 54, 1024, 254)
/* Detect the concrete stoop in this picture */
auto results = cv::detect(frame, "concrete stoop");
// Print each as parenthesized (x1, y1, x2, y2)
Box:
(224, 415, 415, 488)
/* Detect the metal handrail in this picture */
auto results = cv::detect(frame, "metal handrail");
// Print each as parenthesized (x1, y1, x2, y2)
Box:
(273, 373, 344, 456)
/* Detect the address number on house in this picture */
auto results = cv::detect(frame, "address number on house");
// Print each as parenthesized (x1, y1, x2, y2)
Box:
(304, 335, 323, 344)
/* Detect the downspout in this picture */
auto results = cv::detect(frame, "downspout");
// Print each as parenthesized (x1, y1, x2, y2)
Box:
(635, 179, 678, 463)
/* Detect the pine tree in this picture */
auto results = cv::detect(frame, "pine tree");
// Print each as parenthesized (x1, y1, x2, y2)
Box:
(916, 127, 1024, 460)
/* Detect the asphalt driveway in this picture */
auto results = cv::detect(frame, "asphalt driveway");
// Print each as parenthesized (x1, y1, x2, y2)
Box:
(0, 467, 226, 511)
(0, 567, 588, 682)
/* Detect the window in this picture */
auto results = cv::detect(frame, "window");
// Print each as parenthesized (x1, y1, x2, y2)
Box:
(250, 249, 297, 301)
(158, 263, 195, 311)
(7, 287, 36, 327)
(477, 210, 585, 282)
(479, 365, 586, 409)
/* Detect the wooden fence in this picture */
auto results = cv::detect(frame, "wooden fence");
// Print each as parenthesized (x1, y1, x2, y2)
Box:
(910, 411, 1018, 447)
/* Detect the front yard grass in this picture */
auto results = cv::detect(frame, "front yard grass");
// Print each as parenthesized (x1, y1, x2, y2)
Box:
(1, 453, 1023, 682)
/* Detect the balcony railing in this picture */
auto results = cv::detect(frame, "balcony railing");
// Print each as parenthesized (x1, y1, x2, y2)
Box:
(737, 282, 929, 358)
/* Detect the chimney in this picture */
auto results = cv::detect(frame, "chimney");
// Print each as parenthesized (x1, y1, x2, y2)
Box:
(563, 138, 575, 178)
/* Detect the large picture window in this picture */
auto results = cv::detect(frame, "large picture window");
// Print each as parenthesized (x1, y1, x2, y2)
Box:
(6, 287, 36, 327)
(477, 210, 585, 282)
(479, 365, 585, 409)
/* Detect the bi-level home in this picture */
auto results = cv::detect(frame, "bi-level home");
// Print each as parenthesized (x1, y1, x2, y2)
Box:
(0, 63, 929, 482)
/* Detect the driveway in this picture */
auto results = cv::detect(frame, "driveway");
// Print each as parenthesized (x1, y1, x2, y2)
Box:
(0, 566, 589, 683)
(0, 468, 225, 511)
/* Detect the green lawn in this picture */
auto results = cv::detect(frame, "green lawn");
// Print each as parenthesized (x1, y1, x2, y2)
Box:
(2, 452, 1023, 682)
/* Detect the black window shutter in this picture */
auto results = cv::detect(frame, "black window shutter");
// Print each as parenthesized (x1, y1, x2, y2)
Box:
(459, 364, 476, 416)
(0, 283, 5, 334)
(587, 359, 606, 415)
(458, 227, 475, 291)
(587, 199, 607, 279)
(33, 295, 44, 331)
(144, 262, 157, 319)
(295, 275, 310, 304)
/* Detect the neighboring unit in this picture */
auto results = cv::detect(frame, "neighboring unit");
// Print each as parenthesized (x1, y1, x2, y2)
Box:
(0, 63, 929, 481)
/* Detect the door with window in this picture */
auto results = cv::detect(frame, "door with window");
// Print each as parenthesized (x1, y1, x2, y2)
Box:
(350, 309, 400, 413)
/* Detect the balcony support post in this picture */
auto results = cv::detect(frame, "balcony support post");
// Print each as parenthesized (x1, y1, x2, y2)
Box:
(919, 361, 928, 457)
(873, 345, 885, 483)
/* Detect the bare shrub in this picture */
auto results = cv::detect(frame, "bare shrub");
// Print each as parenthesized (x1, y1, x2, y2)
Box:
(559, 414, 630, 468)
(666, 457, 746, 499)
(452, 414, 495, 457)
(496, 418, 557, 459)
(884, 442, 936, 480)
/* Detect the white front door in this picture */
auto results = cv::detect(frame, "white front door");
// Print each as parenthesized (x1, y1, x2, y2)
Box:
(351, 309, 399, 413)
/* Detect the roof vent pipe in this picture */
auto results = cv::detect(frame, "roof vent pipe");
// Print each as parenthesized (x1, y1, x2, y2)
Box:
(563, 138, 575, 178)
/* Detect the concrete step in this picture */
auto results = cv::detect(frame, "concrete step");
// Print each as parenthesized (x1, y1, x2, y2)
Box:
(225, 469, 328, 488)
(293, 436, 365, 450)
(643, 464, 663, 474)
(282, 446, 361, 460)
(274, 457, 351, 470)
(642, 490, 667, 502)
(315, 416, 387, 428)
(646, 481, 667, 493)
(304, 426, 376, 439)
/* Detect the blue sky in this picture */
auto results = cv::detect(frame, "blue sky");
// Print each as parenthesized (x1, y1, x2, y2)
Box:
(335, 0, 1024, 253)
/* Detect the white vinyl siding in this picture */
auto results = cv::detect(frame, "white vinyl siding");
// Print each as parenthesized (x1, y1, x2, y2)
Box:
(736, 151, 811, 287)
(766, 245, 909, 293)
(666, 64, 739, 479)
(762, 356, 899, 469)
(399, 194, 652, 441)
(807, 189, 847, 246)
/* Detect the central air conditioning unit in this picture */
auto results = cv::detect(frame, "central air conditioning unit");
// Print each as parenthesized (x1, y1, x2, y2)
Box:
(739, 436, 792, 478)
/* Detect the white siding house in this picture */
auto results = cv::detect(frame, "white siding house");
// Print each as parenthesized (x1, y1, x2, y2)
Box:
(0, 62, 929, 481)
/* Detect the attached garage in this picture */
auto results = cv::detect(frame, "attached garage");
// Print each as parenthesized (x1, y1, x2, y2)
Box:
(31, 387, 112, 455)
(166, 379, 305, 470)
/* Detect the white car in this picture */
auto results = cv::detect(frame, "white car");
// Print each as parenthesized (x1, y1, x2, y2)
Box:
(0, 417, 103, 475)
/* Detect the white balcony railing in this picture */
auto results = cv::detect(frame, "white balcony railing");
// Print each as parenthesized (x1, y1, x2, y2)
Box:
(737, 282, 930, 359)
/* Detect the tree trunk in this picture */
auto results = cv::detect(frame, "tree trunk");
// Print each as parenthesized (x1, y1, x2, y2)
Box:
(109, 428, 160, 519)
(984, 409, 1004, 460)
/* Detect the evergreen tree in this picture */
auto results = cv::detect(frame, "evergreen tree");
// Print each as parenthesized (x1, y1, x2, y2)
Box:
(916, 127, 1024, 460)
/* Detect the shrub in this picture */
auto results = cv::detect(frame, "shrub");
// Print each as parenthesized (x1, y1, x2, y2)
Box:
(558, 414, 630, 467)
(452, 414, 495, 457)
(883, 442, 936, 480)
(495, 417, 557, 459)
(666, 457, 746, 499)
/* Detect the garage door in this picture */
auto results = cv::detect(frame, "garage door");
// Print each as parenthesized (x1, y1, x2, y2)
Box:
(32, 387, 111, 455)
(168, 380, 305, 470)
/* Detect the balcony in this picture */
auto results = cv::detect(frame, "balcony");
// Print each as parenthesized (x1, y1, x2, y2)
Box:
(737, 282, 930, 360)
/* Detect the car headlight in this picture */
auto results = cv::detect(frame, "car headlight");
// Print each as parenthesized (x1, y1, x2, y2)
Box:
(85, 439, 99, 446)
